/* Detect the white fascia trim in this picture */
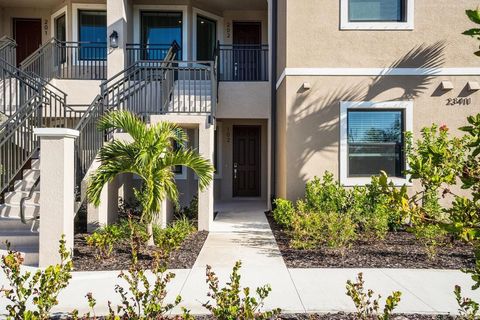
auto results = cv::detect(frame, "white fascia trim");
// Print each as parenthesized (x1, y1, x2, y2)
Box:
(51, 6, 68, 39)
(340, 0, 414, 30)
(133, 5, 189, 61)
(339, 101, 413, 187)
(34, 128, 80, 138)
(192, 7, 224, 61)
(276, 67, 480, 89)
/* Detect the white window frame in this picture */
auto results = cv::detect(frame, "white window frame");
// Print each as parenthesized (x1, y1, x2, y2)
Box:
(340, 101, 413, 187)
(133, 5, 189, 61)
(192, 7, 224, 61)
(51, 6, 68, 39)
(340, 0, 414, 30)
(72, 3, 107, 66)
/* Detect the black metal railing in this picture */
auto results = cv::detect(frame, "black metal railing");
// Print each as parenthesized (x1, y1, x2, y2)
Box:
(126, 42, 182, 66)
(101, 60, 216, 117)
(0, 36, 16, 66)
(74, 95, 104, 205)
(0, 95, 42, 193)
(20, 39, 107, 81)
(218, 44, 268, 81)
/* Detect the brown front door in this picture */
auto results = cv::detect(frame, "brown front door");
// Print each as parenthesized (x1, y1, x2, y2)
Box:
(233, 125, 261, 197)
(232, 22, 261, 81)
(13, 18, 42, 65)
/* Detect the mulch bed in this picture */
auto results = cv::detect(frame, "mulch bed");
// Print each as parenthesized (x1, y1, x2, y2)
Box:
(72, 231, 208, 271)
(266, 212, 475, 269)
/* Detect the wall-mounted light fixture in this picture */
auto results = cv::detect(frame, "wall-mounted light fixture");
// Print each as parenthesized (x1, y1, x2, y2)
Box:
(467, 81, 480, 91)
(109, 31, 119, 48)
(440, 80, 454, 91)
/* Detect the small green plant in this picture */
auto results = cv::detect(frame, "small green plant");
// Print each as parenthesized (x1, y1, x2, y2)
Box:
(290, 210, 356, 252)
(174, 196, 198, 221)
(411, 223, 447, 260)
(272, 198, 295, 228)
(154, 216, 196, 254)
(304, 172, 349, 214)
(464, 8, 480, 56)
(1, 236, 73, 320)
(203, 260, 281, 320)
(86, 224, 123, 259)
(346, 273, 402, 320)
(455, 285, 480, 320)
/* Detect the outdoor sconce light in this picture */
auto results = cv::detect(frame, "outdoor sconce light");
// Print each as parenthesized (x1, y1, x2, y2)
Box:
(109, 31, 119, 48)
(440, 80, 454, 91)
(467, 81, 480, 91)
(302, 82, 312, 91)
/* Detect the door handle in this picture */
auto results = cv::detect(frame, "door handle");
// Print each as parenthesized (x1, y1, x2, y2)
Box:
(234, 162, 238, 179)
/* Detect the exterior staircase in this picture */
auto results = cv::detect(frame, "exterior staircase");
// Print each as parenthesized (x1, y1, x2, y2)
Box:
(0, 159, 40, 266)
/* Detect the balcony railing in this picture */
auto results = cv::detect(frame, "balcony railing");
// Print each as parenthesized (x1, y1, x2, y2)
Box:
(126, 42, 182, 66)
(20, 39, 107, 81)
(218, 44, 268, 81)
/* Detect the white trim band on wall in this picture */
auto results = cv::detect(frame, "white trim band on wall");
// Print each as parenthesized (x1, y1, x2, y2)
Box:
(276, 67, 480, 90)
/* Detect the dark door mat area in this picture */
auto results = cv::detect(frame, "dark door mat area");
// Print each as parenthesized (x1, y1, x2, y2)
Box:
(266, 212, 475, 269)
(72, 231, 208, 271)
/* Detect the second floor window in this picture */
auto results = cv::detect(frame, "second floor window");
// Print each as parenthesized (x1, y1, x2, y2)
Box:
(78, 10, 106, 60)
(141, 11, 183, 60)
(349, 0, 405, 22)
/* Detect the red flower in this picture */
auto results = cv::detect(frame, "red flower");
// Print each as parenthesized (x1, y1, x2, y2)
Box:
(439, 124, 449, 132)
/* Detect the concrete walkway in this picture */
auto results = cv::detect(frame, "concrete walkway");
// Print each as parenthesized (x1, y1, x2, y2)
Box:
(1, 200, 480, 316)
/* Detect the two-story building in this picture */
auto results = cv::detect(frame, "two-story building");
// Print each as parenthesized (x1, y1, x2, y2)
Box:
(0, 0, 479, 266)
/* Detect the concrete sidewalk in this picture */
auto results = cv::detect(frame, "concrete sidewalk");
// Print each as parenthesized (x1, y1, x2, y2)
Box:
(1, 200, 479, 316)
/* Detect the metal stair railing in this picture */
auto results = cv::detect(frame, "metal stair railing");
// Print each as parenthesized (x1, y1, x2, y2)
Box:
(0, 36, 17, 67)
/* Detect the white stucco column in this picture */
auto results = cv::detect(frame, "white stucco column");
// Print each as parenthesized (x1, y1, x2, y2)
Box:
(198, 122, 215, 231)
(86, 160, 119, 232)
(107, 0, 129, 78)
(34, 128, 79, 267)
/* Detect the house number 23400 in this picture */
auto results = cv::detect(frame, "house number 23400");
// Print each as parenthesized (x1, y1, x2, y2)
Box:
(446, 98, 472, 106)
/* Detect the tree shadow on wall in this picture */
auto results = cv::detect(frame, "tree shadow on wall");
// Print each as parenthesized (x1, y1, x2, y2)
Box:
(287, 41, 446, 199)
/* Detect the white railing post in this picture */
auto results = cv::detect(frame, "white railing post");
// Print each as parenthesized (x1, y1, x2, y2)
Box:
(34, 128, 79, 267)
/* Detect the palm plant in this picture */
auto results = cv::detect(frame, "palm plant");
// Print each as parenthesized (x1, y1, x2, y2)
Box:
(87, 110, 214, 245)
(463, 8, 480, 56)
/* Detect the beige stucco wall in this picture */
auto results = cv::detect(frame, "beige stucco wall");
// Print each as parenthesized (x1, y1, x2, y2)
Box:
(281, 0, 480, 68)
(1, 7, 52, 44)
(217, 82, 270, 119)
(277, 75, 480, 201)
(50, 79, 102, 105)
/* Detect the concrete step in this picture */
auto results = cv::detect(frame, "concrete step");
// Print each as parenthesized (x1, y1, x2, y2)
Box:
(4, 191, 40, 206)
(0, 230, 39, 248)
(0, 204, 39, 220)
(0, 217, 34, 231)
(0, 246, 39, 266)
(22, 169, 40, 182)
(31, 159, 40, 170)
(14, 179, 40, 191)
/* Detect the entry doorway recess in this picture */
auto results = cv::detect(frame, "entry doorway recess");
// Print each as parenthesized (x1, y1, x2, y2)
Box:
(233, 125, 261, 197)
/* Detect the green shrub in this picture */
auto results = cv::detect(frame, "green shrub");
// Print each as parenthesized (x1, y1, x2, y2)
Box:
(272, 198, 295, 228)
(455, 285, 479, 320)
(346, 272, 402, 320)
(203, 260, 281, 320)
(153, 217, 196, 254)
(304, 172, 349, 214)
(1, 236, 73, 320)
(174, 196, 198, 221)
(86, 224, 123, 259)
(290, 211, 356, 252)
(411, 223, 447, 260)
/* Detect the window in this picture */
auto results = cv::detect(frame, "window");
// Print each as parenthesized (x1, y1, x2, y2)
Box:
(340, 101, 412, 186)
(78, 10, 106, 60)
(196, 16, 217, 61)
(172, 140, 185, 178)
(55, 14, 66, 63)
(141, 11, 183, 60)
(340, 0, 413, 30)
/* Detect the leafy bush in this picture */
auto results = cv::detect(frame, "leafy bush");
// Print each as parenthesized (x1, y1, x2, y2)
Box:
(272, 198, 295, 228)
(346, 273, 402, 320)
(304, 172, 349, 214)
(290, 211, 356, 252)
(410, 223, 447, 260)
(174, 196, 198, 221)
(1, 236, 73, 320)
(86, 224, 123, 259)
(154, 217, 196, 254)
(203, 260, 281, 320)
(455, 285, 479, 320)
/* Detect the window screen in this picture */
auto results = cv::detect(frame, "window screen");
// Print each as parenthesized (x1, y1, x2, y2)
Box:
(347, 110, 404, 177)
(349, 0, 405, 22)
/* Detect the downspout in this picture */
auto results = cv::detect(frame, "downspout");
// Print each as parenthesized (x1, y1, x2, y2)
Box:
(270, 0, 278, 207)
